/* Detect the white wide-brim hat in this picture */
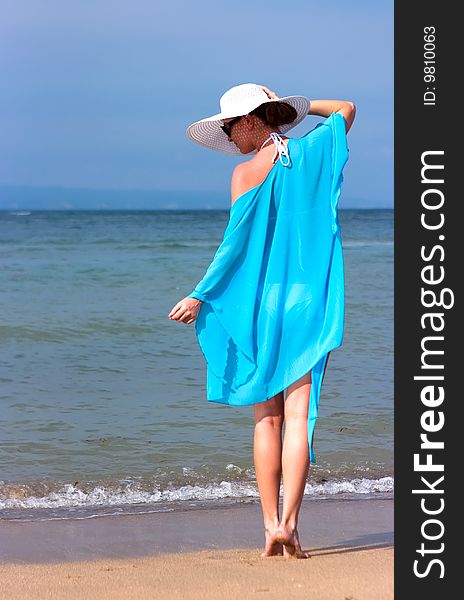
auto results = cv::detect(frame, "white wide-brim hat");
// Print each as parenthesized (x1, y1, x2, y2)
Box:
(186, 83, 310, 155)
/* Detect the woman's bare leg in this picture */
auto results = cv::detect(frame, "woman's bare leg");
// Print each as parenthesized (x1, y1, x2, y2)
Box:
(253, 392, 284, 557)
(276, 371, 312, 559)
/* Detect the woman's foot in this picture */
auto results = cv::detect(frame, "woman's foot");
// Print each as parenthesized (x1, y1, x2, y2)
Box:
(260, 524, 284, 557)
(274, 523, 311, 559)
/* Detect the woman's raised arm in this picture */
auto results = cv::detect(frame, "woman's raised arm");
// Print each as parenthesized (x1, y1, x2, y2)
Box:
(308, 100, 356, 133)
(258, 86, 356, 134)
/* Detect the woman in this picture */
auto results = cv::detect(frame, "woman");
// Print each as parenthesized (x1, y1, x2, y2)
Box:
(168, 83, 356, 559)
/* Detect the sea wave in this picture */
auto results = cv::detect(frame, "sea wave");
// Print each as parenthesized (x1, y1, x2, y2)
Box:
(343, 240, 393, 248)
(0, 476, 394, 514)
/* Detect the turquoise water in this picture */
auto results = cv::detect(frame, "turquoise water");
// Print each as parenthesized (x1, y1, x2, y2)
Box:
(0, 209, 393, 519)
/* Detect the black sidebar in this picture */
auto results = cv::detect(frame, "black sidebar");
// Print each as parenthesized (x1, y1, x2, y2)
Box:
(395, 1, 458, 597)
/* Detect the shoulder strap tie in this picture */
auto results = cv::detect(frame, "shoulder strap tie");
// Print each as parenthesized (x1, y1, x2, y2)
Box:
(259, 132, 291, 167)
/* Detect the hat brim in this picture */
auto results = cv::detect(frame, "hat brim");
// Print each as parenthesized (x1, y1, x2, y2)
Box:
(186, 96, 310, 155)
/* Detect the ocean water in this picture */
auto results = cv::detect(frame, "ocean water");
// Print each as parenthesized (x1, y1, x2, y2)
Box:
(0, 209, 393, 521)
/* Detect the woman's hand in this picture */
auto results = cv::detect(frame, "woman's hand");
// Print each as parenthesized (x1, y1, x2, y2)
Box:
(168, 297, 202, 324)
(259, 85, 280, 100)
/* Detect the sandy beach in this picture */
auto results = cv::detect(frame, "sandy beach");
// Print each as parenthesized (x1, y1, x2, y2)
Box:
(0, 497, 393, 599)
(0, 546, 393, 600)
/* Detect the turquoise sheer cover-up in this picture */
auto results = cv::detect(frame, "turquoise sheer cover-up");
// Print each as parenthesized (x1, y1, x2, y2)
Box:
(187, 112, 349, 462)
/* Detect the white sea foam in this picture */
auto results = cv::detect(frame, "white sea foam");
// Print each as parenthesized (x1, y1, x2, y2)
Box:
(305, 476, 393, 495)
(0, 477, 394, 511)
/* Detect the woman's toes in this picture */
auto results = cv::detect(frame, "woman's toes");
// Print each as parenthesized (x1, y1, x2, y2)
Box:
(283, 546, 310, 559)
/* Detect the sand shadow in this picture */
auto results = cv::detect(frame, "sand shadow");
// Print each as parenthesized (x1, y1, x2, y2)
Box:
(305, 531, 394, 557)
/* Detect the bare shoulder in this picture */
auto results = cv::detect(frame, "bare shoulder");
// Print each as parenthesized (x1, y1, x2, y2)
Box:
(230, 147, 282, 206)
(231, 162, 253, 205)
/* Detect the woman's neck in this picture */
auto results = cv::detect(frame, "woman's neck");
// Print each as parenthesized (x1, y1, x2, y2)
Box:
(252, 127, 284, 152)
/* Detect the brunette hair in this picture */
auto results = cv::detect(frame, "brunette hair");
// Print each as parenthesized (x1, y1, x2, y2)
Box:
(249, 101, 297, 127)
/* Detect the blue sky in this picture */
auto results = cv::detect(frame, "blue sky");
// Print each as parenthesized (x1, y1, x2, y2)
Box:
(0, 1, 393, 208)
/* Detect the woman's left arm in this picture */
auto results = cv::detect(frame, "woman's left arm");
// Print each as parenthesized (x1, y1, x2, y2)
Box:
(308, 100, 356, 133)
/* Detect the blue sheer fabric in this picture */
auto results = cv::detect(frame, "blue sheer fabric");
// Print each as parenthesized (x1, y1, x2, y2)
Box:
(187, 112, 349, 462)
